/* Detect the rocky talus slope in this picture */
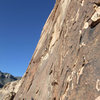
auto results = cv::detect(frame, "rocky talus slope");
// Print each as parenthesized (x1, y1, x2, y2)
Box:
(14, 0, 100, 100)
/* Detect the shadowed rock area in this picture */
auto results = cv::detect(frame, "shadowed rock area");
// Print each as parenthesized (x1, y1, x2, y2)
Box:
(5, 0, 100, 100)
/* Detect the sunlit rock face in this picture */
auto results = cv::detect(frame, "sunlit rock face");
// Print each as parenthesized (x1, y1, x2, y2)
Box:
(14, 0, 100, 100)
(0, 80, 22, 100)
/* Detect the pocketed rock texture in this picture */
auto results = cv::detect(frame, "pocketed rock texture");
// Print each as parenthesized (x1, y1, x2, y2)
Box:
(14, 0, 100, 100)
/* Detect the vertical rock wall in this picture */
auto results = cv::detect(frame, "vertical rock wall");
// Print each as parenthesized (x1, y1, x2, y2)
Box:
(14, 0, 100, 100)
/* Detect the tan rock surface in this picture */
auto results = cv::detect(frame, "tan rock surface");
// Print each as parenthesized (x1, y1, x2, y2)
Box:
(13, 0, 100, 100)
(0, 79, 23, 100)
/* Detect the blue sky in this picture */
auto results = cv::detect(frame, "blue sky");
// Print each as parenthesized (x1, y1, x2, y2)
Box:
(0, 0, 55, 76)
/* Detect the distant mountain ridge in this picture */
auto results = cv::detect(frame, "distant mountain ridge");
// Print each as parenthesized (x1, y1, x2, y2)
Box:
(0, 70, 21, 88)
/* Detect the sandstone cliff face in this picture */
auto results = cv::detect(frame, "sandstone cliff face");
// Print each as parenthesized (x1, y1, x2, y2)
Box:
(14, 0, 100, 100)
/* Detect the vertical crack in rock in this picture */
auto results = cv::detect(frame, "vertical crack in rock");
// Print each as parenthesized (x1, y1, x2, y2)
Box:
(77, 56, 87, 84)
(77, 67, 85, 84)
(60, 82, 69, 100)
